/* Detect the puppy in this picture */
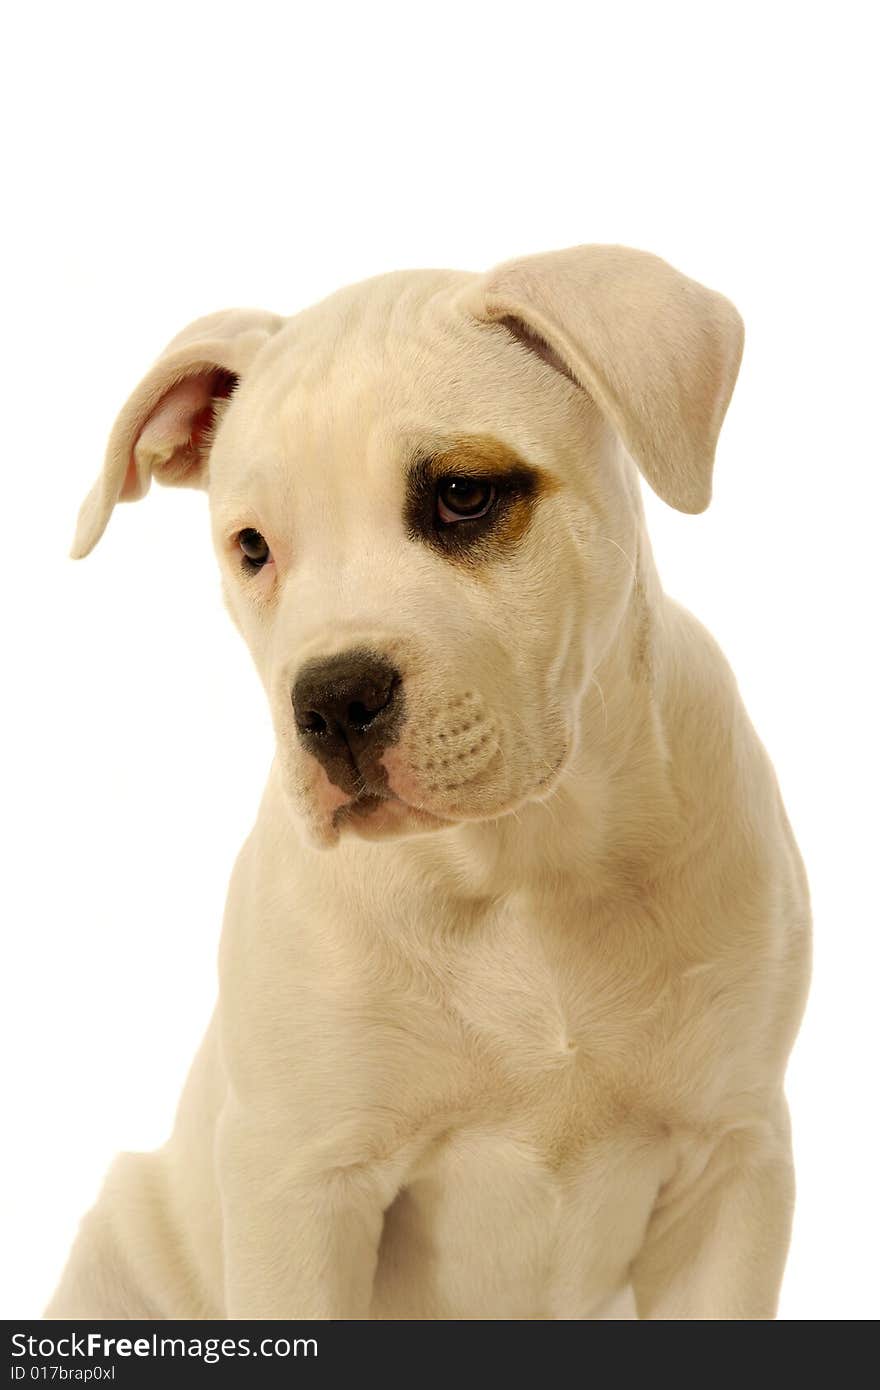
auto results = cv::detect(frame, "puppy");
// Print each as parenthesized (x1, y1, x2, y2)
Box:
(48, 245, 810, 1320)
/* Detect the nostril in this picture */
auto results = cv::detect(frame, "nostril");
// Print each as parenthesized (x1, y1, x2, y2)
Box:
(301, 709, 328, 735)
(347, 675, 398, 731)
(347, 700, 373, 730)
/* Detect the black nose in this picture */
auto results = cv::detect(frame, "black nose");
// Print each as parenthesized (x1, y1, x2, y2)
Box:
(292, 650, 402, 787)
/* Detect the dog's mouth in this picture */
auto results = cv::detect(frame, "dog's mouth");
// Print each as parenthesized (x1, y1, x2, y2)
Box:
(332, 790, 389, 826)
(329, 786, 451, 842)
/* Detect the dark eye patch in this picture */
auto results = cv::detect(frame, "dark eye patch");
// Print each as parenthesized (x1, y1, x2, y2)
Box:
(404, 435, 554, 567)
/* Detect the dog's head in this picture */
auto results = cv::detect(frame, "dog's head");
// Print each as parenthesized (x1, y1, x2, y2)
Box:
(73, 246, 742, 848)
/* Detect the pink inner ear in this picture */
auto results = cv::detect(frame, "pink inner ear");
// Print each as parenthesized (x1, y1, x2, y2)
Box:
(122, 371, 235, 499)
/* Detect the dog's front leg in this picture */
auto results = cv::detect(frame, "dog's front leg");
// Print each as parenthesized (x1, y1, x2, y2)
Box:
(217, 1107, 399, 1320)
(630, 1109, 795, 1320)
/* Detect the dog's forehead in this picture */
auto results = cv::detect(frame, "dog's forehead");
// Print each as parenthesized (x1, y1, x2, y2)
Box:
(214, 266, 581, 503)
(264, 267, 478, 408)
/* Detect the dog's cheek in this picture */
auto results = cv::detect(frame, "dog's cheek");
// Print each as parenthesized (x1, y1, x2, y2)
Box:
(218, 577, 279, 694)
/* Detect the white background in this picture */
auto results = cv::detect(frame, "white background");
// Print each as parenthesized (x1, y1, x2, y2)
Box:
(2, 2, 877, 1320)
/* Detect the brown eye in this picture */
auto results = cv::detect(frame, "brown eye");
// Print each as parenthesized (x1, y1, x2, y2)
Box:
(238, 527, 271, 570)
(436, 477, 496, 524)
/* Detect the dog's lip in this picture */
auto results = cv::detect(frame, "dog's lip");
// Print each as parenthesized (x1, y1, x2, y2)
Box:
(332, 788, 399, 825)
(330, 786, 453, 838)
(346, 791, 393, 817)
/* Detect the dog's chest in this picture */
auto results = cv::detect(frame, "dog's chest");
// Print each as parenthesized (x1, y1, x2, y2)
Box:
(368, 898, 697, 1318)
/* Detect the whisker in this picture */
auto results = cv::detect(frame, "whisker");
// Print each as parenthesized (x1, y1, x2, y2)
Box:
(598, 533, 637, 578)
(590, 675, 609, 734)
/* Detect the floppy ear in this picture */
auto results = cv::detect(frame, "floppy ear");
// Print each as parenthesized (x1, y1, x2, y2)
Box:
(72, 307, 284, 558)
(464, 244, 744, 513)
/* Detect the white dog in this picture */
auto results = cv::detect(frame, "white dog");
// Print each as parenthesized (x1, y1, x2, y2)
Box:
(49, 244, 810, 1320)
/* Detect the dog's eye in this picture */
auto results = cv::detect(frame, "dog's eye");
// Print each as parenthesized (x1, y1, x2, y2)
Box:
(237, 528, 271, 570)
(436, 477, 496, 524)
